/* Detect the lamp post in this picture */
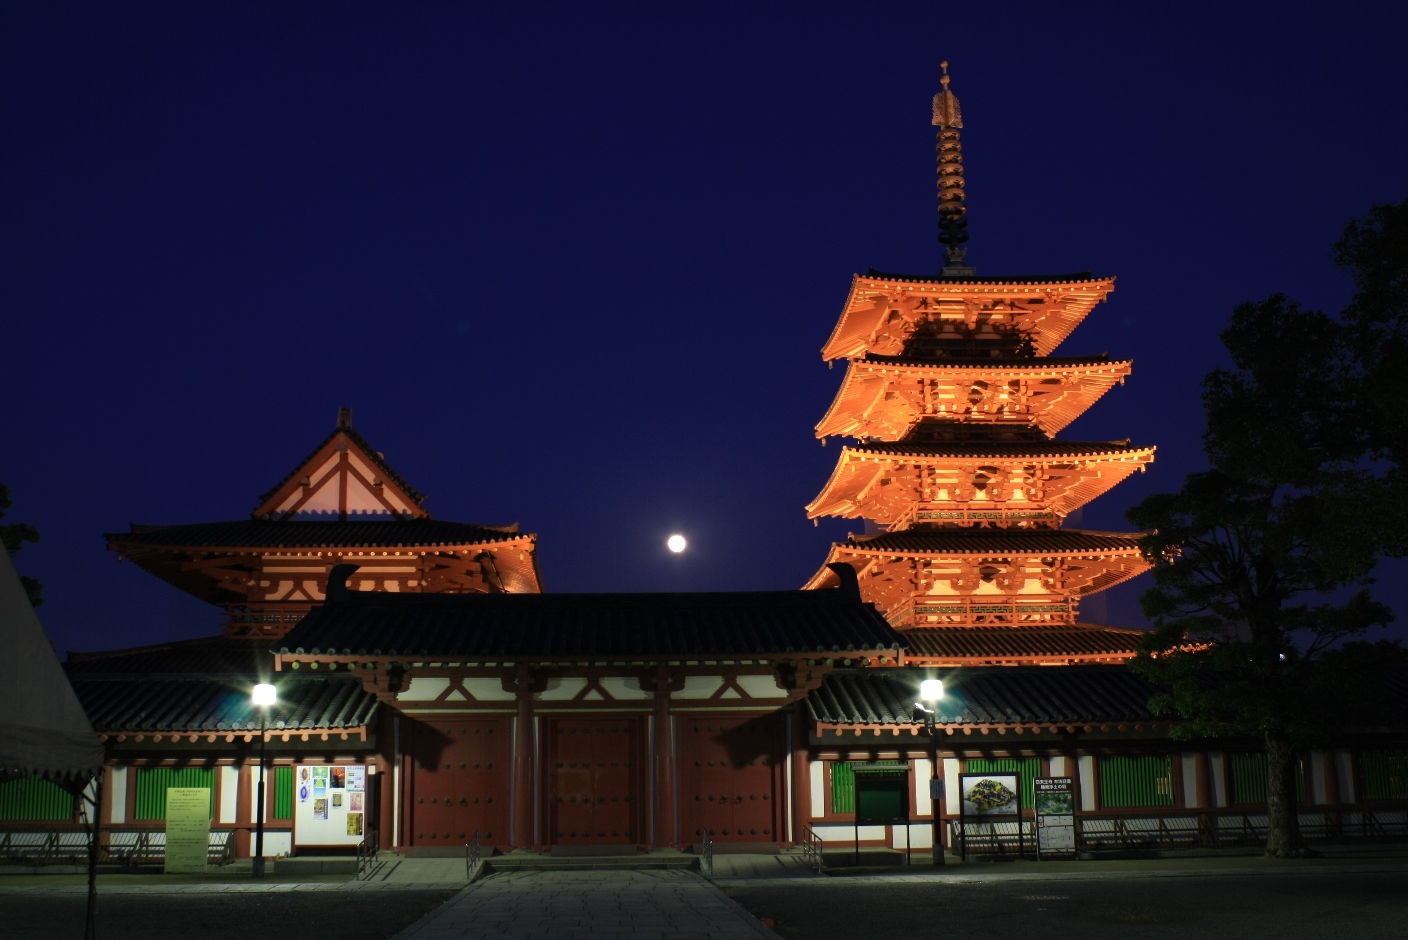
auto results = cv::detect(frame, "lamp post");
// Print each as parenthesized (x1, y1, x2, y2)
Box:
(251, 683, 277, 878)
(913, 678, 944, 866)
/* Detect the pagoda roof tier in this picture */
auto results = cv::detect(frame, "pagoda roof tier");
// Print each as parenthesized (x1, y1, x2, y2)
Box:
(806, 440, 1155, 525)
(816, 355, 1133, 440)
(106, 519, 543, 605)
(897, 623, 1143, 666)
(804, 529, 1151, 628)
(820, 271, 1116, 362)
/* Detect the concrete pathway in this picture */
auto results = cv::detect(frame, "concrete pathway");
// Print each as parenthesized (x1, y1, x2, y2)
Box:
(394, 870, 777, 940)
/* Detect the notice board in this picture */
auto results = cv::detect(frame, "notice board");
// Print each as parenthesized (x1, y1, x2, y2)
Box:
(854, 767, 910, 824)
(164, 787, 211, 873)
(295, 764, 368, 847)
(1033, 777, 1076, 858)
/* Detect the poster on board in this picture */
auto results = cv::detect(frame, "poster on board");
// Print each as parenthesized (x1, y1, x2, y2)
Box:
(294, 764, 370, 847)
(1033, 777, 1076, 858)
(959, 774, 1020, 816)
(164, 787, 211, 873)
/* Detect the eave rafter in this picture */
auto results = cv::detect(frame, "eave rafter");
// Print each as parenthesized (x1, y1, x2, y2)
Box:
(806, 442, 1156, 525)
(815, 357, 1133, 441)
(820, 274, 1117, 362)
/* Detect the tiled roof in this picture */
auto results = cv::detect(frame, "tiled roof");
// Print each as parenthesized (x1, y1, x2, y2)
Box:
(842, 529, 1146, 555)
(899, 625, 1143, 662)
(863, 269, 1102, 285)
(258, 423, 427, 508)
(72, 674, 378, 734)
(66, 636, 277, 676)
(280, 589, 903, 659)
(807, 666, 1158, 726)
(842, 441, 1145, 460)
(106, 519, 526, 550)
(858, 353, 1122, 369)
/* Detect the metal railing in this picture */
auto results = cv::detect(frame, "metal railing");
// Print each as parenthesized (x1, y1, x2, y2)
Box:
(949, 805, 1408, 858)
(465, 830, 481, 881)
(357, 828, 379, 880)
(701, 831, 714, 878)
(0, 828, 236, 867)
(799, 824, 824, 875)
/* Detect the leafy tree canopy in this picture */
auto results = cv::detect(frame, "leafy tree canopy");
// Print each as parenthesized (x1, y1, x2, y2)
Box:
(1128, 197, 1408, 857)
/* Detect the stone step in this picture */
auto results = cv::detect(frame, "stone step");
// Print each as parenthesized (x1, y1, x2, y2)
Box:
(483, 854, 700, 873)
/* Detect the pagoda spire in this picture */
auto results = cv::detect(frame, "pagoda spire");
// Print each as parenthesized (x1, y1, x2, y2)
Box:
(933, 61, 973, 275)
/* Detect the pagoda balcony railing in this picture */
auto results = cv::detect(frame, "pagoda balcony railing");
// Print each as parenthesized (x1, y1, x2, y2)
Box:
(223, 602, 313, 636)
(888, 504, 1060, 532)
(890, 595, 1077, 628)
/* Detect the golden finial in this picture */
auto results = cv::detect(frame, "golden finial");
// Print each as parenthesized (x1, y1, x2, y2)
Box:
(932, 60, 962, 129)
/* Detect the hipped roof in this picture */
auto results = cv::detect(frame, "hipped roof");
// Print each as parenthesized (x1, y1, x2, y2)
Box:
(0, 551, 104, 780)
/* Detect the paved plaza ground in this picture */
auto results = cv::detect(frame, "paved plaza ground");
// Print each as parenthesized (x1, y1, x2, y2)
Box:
(2, 856, 1407, 940)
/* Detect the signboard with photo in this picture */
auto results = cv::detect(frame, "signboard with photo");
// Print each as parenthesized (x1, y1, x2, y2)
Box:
(1033, 777, 1076, 858)
(959, 773, 1020, 817)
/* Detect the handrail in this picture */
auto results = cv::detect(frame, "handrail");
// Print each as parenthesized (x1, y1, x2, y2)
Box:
(799, 824, 824, 875)
(465, 830, 481, 881)
(357, 828, 379, 880)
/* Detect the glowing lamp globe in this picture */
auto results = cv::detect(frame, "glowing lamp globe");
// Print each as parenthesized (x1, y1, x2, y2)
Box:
(667, 534, 687, 554)
(919, 679, 944, 702)
(252, 683, 277, 707)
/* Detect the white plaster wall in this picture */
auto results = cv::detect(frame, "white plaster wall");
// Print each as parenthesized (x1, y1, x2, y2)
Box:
(892, 823, 932, 849)
(943, 758, 961, 815)
(1209, 751, 1228, 807)
(913, 759, 932, 816)
(1335, 749, 1356, 803)
(109, 767, 127, 825)
(1077, 755, 1097, 811)
(1182, 753, 1200, 808)
(812, 824, 887, 843)
(810, 762, 825, 818)
(219, 766, 239, 823)
(1049, 756, 1067, 778)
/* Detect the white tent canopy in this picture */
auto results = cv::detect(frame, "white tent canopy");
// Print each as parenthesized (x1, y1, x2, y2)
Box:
(0, 549, 104, 780)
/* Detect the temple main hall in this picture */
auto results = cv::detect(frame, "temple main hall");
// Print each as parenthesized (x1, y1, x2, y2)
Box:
(2, 67, 1401, 862)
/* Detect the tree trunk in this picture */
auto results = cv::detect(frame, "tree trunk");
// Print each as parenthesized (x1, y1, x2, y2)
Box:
(1263, 730, 1309, 858)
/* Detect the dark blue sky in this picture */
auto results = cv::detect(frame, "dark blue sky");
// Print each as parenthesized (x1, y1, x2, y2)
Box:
(4, 2, 1406, 655)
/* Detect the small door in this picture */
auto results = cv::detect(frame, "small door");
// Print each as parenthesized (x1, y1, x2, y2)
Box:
(548, 718, 639, 844)
(408, 717, 510, 846)
(679, 713, 783, 842)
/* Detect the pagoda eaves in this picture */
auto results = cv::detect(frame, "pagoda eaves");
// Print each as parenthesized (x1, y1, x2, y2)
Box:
(815, 355, 1132, 441)
(820, 271, 1116, 362)
(804, 529, 1152, 629)
(806, 440, 1155, 526)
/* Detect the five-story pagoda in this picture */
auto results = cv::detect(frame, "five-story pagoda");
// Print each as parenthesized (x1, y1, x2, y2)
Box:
(805, 64, 1155, 667)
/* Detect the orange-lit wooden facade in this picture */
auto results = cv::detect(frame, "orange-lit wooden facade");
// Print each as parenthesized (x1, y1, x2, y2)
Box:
(806, 70, 1154, 664)
(106, 409, 543, 638)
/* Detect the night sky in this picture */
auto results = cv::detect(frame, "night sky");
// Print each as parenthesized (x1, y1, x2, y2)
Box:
(4, 3, 1407, 656)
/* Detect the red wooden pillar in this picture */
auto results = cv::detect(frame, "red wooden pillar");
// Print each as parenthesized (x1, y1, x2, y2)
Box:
(235, 760, 252, 858)
(513, 678, 534, 848)
(652, 669, 675, 847)
(790, 702, 810, 846)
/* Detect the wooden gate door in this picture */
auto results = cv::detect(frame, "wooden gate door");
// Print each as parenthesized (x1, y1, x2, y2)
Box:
(679, 713, 782, 843)
(408, 717, 510, 846)
(548, 718, 640, 845)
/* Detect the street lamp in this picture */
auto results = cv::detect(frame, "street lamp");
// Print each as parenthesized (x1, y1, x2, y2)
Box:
(913, 677, 944, 866)
(251, 683, 276, 878)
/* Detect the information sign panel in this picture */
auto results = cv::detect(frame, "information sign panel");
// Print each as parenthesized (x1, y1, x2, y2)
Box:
(164, 787, 211, 873)
(1033, 777, 1076, 858)
(854, 768, 909, 824)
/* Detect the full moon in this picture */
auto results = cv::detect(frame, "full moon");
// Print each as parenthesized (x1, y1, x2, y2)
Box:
(666, 534, 687, 554)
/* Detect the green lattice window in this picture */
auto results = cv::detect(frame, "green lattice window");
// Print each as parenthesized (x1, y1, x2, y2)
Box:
(1360, 750, 1408, 800)
(0, 776, 75, 821)
(830, 762, 905, 814)
(1099, 755, 1175, 808)
(965, 758, 1042, 809)
(273, 765, 294, 820)
(1229, 753, 1305, 804)
(134, 767, 215, 820)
